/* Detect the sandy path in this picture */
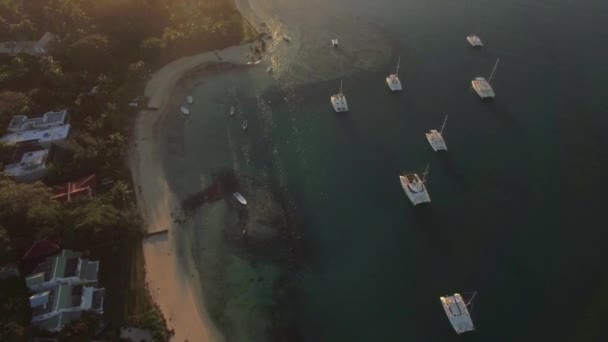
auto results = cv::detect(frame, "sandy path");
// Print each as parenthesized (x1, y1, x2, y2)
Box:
(129, 43, 252, 342)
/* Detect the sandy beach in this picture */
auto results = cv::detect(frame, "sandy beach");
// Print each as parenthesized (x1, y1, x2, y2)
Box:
(129, 43, 253, 342)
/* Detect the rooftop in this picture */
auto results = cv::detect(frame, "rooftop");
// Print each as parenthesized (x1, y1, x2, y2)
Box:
(50, 174, 96, 202)
(22, 239, 60, 260)
(26, 250, 101, 289)
(2, 124, 71, 146)
(4, 149, 49, 178)
(7, 110, 68, 133)
(30, 289, 56, 318)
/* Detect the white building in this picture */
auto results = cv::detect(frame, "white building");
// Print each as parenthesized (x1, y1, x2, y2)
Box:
(0, 32, 54, 56)
(3, 149, 49, 181)
(26, 250, 100, 293)
(2, 110, 70, 148)
(1, 110, 70, 181)
(30, 284, 105, 332)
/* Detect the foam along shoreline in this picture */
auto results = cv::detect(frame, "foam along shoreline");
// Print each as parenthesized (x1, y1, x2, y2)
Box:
(129, 43, 254, 342)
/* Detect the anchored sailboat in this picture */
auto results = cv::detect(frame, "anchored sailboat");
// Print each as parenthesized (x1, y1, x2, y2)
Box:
(330, 80, 349, 112)
(399, 164, 431, 205)
(472, 58, 499, 99)
(386, 56, 402, 92)
(440, 292, 477, 334)
(425, 114, 448, 151)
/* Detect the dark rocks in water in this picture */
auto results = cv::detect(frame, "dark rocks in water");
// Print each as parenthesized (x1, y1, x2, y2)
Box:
(180, 169, 240, 215)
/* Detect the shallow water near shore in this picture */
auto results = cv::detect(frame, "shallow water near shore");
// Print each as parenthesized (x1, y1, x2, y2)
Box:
(158, 0, 608, 340)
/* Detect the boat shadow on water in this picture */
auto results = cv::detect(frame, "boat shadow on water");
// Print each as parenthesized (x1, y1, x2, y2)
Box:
(434, 153, 472, 194)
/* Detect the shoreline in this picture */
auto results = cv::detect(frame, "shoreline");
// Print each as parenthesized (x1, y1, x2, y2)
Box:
(128, 43, 254, 342)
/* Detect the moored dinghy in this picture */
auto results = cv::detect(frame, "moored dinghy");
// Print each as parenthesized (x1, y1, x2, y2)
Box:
(440, 292, 477, 334)
(186, 95, 193, 104)
(233, 192, 247, 205)
(331, 39, 339, 47)
(229, 106, 235, 116)
(180, 106, 190, 115)
(242, 119, 248, 131)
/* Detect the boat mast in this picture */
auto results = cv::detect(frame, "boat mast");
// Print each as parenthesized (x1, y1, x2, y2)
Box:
(396, 56, 400, 75)
(466, 291, 478, 306)
(422, 163, 430, 183)
(440, 114, 448, 134)
(488, 58, 500, 84)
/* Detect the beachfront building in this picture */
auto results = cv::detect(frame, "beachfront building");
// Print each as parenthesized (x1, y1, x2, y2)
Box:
(0, 32, 54, 57)
(30, 283, 105, 332)
(25, 250, 100, 293)
(1, 110, 71, 181)
(51, 174, 97, 202)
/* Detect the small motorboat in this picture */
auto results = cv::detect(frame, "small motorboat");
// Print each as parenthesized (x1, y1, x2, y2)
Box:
(230, 106, 235, 116)
(180, 106, 190, 115)
(332, 39, 339, 47)
(233, 192, 247, 205)
(242, 119, 248, 130)
(282, 34, 292, 42)
(186, 96, 193, 104)
(254, 59, 262, 64)
(267, 66, 273, 72)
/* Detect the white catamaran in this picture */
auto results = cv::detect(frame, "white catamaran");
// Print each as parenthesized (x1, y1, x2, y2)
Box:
(399, 164, 431, 205)
(472, 58, 499, 99)
(440, 292, 477, 334)
(330, 80, 349, 112)
(425, 114, 448, 151)
(332, 39, 339, 47)
(386, 56, 402, 92)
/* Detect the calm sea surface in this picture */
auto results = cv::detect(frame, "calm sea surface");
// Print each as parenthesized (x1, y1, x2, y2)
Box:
(166, 0, 608, 340)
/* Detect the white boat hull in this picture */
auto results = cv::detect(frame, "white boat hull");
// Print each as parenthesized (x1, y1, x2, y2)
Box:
(180, 106, 190, 115)
(386, 75, 402, 91)
(425, 130, 447, 151)
(399, 175, 431, 205)
(186, 96, 193, 104)
(466, 35, 483, 47)
(471, 77, 495, 99)
(440, 293, 475, 334)
(233, 192, 247, 205)
(331, 95, 348, 112)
